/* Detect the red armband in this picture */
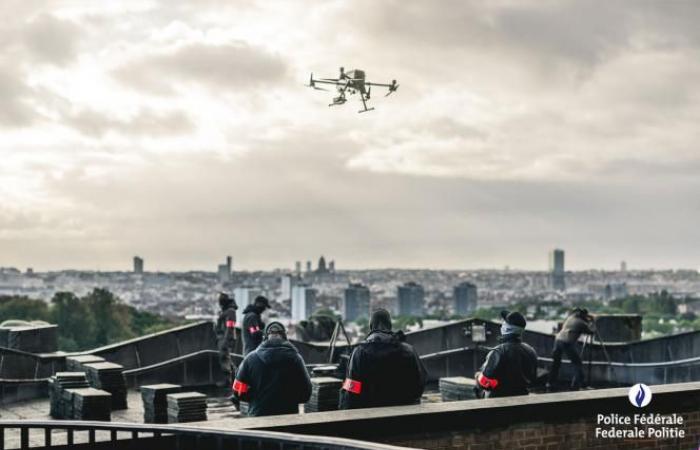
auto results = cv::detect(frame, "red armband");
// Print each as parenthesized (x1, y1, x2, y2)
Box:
(226, 320, 235, 328)
(232, 379, 250, 395)
(342, 378, 362, 394)
(477, 373, 499, 390)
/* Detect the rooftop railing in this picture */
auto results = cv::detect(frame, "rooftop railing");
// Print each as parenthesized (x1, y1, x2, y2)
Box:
(0, 420, 413, 450)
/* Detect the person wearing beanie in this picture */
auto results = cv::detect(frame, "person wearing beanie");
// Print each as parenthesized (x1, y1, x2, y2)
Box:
(339, 309, 427, 409)
(242, 295, 271, 355)
(215, 292, 238, 385)
(232, 321, 311, 417)
(475, 310, 538, 398)
(548, 307, 596, 390)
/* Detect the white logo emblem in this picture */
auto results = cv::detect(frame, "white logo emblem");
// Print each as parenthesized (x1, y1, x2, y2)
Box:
(628, 383, 652, 408)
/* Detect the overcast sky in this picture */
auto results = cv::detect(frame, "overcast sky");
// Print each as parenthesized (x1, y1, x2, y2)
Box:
(1, 0, 699, 272)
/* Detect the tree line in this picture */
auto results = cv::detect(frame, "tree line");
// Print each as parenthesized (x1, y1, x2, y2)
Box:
(0, 288, 182, 351)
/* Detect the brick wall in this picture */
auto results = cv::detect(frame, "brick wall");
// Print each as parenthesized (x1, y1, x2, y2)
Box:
(383, 410, 700, 449)
(242, 382, 700, 450)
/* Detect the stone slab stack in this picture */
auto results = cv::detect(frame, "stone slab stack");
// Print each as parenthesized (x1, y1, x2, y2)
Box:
(70, 387, 112, 421)
(49, 372, 89, 419)
(166, 392, 207, 423)
(141, 383, 182, 423)
(304, 377, 343, 413)
(84, 362, 128, 410)
(439, 376, 477, 402)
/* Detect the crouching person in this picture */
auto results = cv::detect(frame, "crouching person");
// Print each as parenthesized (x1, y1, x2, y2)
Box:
(340, 309, 427, 409)
(475, 310, 538, 398)
(232, 322, 312, 416)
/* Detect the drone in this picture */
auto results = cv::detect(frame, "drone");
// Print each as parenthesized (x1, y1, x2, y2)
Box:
(306, 67, 399, 113)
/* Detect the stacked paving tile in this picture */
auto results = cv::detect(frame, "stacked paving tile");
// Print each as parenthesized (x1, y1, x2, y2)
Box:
(141, 384, 182, 423)
(65, 354, 105, 372)
(439, 376, 477, 402)
(83, 362, 128, 410)
(49, 372, 90, 419)
(166, 392, 207, 423)
(304, 377, 343, 413)
(69, 387, 112, 421)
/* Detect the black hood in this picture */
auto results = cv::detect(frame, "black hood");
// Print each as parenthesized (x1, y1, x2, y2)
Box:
(243, 304, 263, 315)
(255, 338, 299, 365)
(366, 329, 400, 344)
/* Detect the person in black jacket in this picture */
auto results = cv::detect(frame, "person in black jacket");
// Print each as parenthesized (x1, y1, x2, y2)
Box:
(339, 309, 427, 410)
(475, 310, 538, 398)
(231, 322, 311, 417)
(548, 308, 595, 390)
(242, 296, 270, 355)
(215, 292, 238, 385)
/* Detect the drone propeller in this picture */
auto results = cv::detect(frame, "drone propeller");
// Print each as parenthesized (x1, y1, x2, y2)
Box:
(306, 73, 329, 91)
(385, 79, 399, 97)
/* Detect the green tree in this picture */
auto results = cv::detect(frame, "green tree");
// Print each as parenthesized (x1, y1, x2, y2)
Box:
(0, 296, 50, 323)
(83, 288, 134, 346)
(51, 292, 96, 351)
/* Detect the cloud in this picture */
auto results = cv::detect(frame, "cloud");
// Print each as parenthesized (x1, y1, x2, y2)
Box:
(21, 13, 82, 65)
(63, 108, 195, 138)
(115, 41, 287, 95)
(0, 68, 36, 127)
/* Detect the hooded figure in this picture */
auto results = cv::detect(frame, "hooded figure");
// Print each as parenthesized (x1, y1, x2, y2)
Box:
(215, 292, 238, 384)
(475, 310, 538, 398)
(339, 309, 427, 410)
(242, 295, 271, 355)
(232, 322, 312, 417)
(548, 308, 595, 390)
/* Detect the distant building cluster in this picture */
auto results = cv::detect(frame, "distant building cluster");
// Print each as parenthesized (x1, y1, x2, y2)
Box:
(3, 249, 700, 329)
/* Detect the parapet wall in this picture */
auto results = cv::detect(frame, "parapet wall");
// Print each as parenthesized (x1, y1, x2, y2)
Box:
(231, 382, 700, 450)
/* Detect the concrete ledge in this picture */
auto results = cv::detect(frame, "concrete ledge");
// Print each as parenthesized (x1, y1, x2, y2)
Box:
(199, 382, 700, 449)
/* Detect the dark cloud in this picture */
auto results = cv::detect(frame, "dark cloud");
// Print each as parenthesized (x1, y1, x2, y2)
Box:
(114, 42, 287, 95)
(63, 108, 195, 138)
(0, 68, 35, 127)
(21, 13, 82, 65)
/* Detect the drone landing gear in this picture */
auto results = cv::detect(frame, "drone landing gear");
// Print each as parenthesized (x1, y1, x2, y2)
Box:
(358, 95, 374, 113)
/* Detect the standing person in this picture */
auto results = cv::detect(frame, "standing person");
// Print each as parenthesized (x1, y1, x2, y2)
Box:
(242, 295, 270, 355)
(339, 309, 427, 410)
(215, 292, 238, 385)
(475, 310, 538, 398)
(548, 308, 596, 390)
(231, 322, 312, 417)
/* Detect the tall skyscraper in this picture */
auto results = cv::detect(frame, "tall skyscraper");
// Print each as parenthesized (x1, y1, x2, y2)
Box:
(133, 256, 144, 274)
(306, 261, 312, 273)
(453, 282, 478, 315)
(280, 274, 294, 300)
(295, 261, 302, 275)
(344, 283, 370, 322)
(291, 284, 317, 322)
(317, 256, 328, 273)
(328, 260, 335, 273)
(549, 249, 566, 291)
(217, 256, 232, 283)
(233, 286, 262, 309)
(397, 282, 425, 317)
(620, 261, 627, 273)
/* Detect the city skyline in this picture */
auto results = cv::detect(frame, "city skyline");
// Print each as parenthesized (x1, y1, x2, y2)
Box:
(2, 1, 700, 271)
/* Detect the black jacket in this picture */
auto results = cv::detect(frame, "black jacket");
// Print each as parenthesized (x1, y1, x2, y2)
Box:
(232, 338, 311, 417)
(556, 315, 595, 344)
(242, 304, 265, 355)
(477, 334, 538, 398)
(215, 306, 237, 347)
(339, 330, 427, 409)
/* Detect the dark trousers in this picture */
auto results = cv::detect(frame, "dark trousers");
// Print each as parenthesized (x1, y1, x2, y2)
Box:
(549, 340, 585, 388)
